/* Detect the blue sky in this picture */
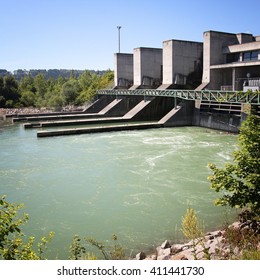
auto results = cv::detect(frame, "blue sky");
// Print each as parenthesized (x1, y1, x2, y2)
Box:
(1, 0, 259, 72)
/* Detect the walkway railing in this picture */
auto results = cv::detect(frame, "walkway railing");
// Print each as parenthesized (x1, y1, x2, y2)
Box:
(96, 89, 260, 105)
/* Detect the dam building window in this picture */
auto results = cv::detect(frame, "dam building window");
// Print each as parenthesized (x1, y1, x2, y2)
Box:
(242, 51, 258, 61)
(226, 53, 240, 63)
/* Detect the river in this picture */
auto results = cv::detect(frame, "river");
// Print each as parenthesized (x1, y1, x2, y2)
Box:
(0, 122, 237, 259)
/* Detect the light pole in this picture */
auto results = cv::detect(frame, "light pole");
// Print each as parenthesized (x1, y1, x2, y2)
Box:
(117, 26, 121, 53)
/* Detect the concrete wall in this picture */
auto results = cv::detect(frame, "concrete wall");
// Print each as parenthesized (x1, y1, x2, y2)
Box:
(161, 100, 195, 126)
(193, 101, 241, 132)
(131, 96, 177, 121)
(163, 40, 203, 86)
(114, 53, 133, 88)
(84, 95, 117, 113)
(132, 47, 162, 88)
(88, 95, 243, 133)
(236, 33, 254, 44)
(103, 95, 143, 117)
(193, 111, 241, 133)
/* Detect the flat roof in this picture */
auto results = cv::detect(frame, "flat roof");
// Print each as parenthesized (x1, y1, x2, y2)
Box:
(163, 38, 202, 44)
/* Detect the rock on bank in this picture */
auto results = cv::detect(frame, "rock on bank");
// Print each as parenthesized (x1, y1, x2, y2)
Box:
(136, 221, 260, 260)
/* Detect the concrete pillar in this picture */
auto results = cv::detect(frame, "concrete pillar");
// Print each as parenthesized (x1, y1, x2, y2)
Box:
(114, 53, 133, 88)
(131, 47, 162, 89)
(232, 68, 236, 91)
(202, 31, 211, 85)
(162, 39, 203, 89)
(162, 40, 173, 85)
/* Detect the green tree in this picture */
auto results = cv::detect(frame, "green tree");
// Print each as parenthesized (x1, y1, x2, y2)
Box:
(78, 70, 94, 89)
(46, 89, 65, 110)
(34, 73, 47, 98)
(19, 75, 37, 107)
(1, 76, 20, 107)
(208, 114, 260, 216)
(77, 70, 114, 104)
(33, 73, 48, 107)
(61, 80, 80, 105)
(0, 76, 5, 107)
(56, 75, 67, 88)
(20, 90, 36, 107)
(19, 75, 36, 93)
(0, 195, 54, 260)
(98, 69, 114, 89)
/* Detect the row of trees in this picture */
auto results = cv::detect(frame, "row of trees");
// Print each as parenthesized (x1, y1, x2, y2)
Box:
(0, 70, 114, 109)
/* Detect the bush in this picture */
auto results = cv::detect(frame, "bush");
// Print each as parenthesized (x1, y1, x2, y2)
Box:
(0, 195, 54, 260)
(208, 114, 260, 216)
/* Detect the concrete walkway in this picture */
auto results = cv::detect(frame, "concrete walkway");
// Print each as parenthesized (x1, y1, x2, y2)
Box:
(37, 122, 162, 137)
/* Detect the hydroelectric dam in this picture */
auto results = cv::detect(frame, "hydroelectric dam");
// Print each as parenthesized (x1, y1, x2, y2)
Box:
(10, 89, 260, 137)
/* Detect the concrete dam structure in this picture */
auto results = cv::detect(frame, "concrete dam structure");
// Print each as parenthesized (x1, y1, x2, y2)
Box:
(10, 29, 260, 137)
(11, 89, 259, 137)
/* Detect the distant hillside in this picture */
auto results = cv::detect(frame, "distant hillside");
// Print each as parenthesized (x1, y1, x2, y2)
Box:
(0, 69, 106, 80)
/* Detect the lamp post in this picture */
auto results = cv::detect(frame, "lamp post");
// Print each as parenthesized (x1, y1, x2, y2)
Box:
(117, 26, 121, 53)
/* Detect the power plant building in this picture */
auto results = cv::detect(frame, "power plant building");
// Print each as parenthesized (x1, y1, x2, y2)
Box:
(200, 30, 260, 91)
(114, 30, 260, 92)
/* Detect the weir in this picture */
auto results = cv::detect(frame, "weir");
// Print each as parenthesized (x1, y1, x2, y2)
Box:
(8, 89, 259, 137)
(37, 122, 162, 137)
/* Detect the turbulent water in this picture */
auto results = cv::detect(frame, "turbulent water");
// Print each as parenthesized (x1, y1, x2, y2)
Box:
(0, 123, 237, 259)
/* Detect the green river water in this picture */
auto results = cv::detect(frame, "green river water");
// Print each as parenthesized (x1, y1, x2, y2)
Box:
(0, 123, 237, 259)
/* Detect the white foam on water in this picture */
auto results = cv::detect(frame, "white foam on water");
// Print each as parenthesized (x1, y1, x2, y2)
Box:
(145, 151, 172, 167)
(217, 151, 232, 161)
(198, 141, 221, 147)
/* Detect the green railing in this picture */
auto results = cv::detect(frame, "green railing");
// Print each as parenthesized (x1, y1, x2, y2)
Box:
(96, 89, 260, 104)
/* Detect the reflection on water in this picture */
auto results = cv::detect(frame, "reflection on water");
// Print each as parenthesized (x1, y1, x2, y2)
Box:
(0, 124, 237, 259)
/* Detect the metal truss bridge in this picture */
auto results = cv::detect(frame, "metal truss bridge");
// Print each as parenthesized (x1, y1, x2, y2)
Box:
(97, 89, 260, 105)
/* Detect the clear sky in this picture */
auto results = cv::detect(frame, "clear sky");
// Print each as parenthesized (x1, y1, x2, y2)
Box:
(1, 0, 259, 72)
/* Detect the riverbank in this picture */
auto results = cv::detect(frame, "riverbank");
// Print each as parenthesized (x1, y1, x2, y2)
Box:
(0, 106, 84, 117)
(135, 220, 260, 260)
(0, 107, 53, 116)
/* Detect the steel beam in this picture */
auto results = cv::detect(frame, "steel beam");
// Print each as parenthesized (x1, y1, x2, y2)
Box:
(96, 89, 260, 104)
